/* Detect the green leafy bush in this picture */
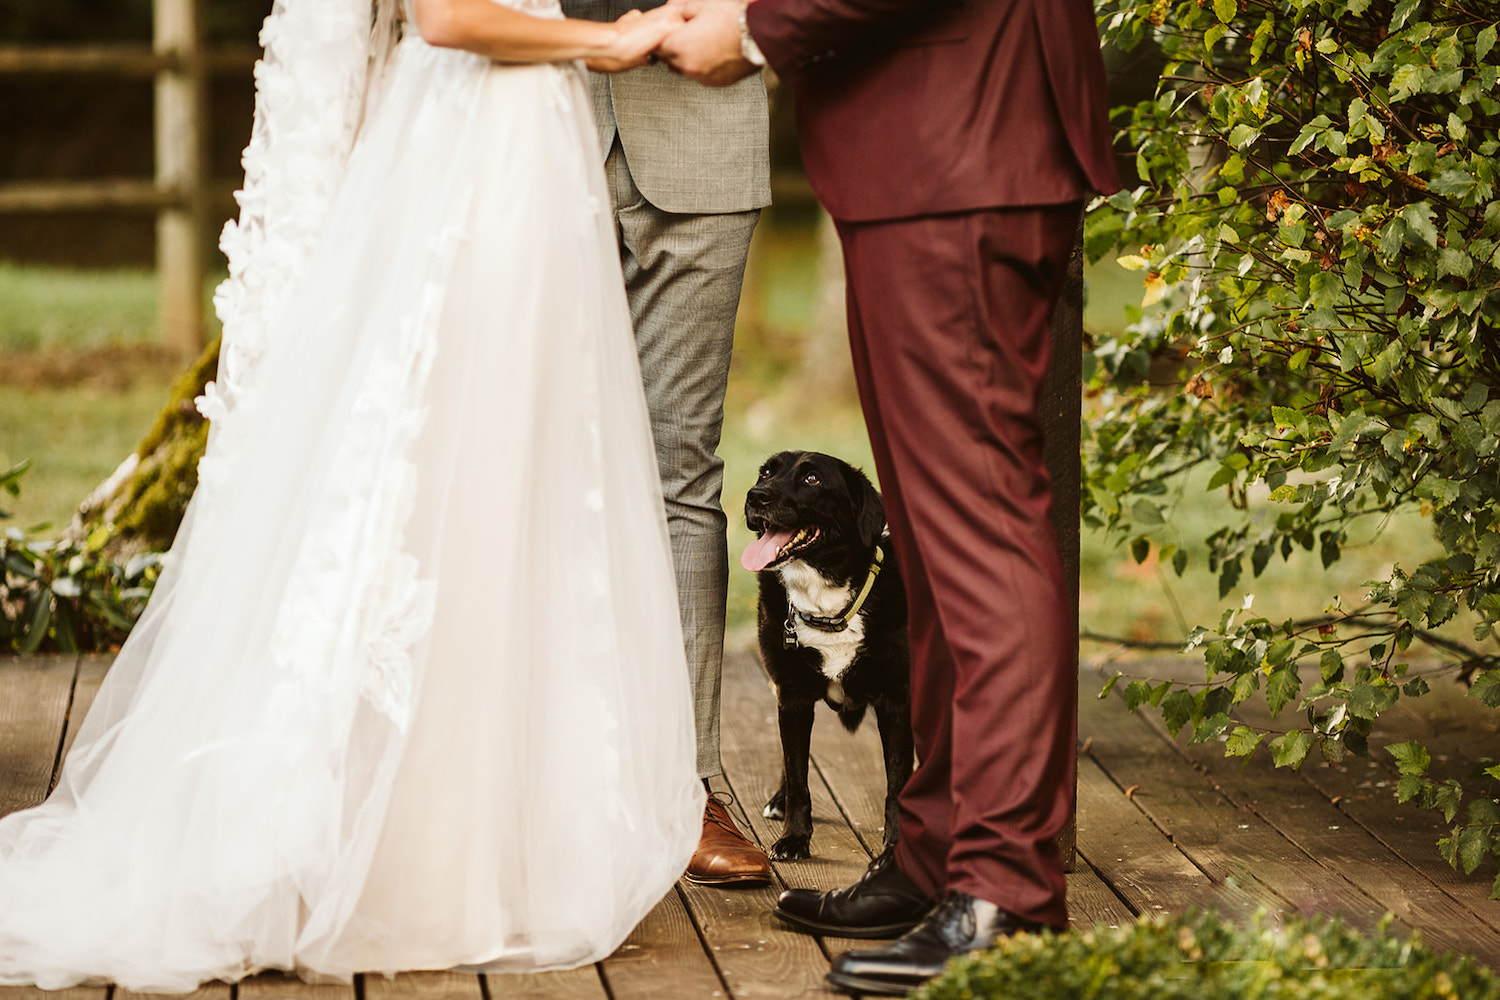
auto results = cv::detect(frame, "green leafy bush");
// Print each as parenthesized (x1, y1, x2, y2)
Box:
(0, 461, 26, 518)
(1, 464, 160, 654)
(916, 911, 1498, 1000)
(1087, 0, 1500, 892)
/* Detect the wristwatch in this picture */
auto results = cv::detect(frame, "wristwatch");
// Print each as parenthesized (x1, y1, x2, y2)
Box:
(738, 6, 766, 67)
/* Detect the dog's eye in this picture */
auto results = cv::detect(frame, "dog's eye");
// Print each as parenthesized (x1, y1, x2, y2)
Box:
(758, 467, 772, 480)
(803, 473, 820, 486)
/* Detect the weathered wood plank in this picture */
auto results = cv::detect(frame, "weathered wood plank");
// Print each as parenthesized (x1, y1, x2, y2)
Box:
(1289, 755, 1500, 937)
(676, 879, 825, 1000)
(718, 650, 875, 963)
(1390, 671, 1498, 736)
(726, 652, 1139, 939)
(484, 968, 609, 1000)
(0, 655, 78, 818)
(53, 654, 110, 787)
(788, 653, 1138, 932)
(799, 674, 1138, 929)
(1065, 857, 1136, 929)
(1080, 679, 1394, 933)
(237, 971, 355, 1000)
(677, 776, 830, 999)
(0, 988, 107, 1000)
(1086, 656, 1500, 965)
(362, 971, 481, 1000)
(719, 652, 874, 890)
(0, 988, 106, 1000)
(599, 889, 724, 1000)
(807, 696, 896, 855)
(1164, 709, 1500, 966)
(1075, 754, 1266, 922)
(118, 984, 232, 1000)
(1227, 683, 1500, 939)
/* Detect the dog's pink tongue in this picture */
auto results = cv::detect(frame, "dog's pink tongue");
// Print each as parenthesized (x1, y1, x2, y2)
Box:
(741, 530, 794, 572)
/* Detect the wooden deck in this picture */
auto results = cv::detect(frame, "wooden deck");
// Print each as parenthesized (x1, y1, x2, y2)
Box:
(0, 649, 1496, 999)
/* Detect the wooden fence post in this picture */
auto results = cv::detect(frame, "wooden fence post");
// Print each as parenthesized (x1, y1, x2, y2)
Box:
(1040, 222, 1086, 873)
(153, 0, 207, 354)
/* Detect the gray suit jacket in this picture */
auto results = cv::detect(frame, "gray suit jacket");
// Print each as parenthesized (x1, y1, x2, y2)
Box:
(561, 0, 771, 214)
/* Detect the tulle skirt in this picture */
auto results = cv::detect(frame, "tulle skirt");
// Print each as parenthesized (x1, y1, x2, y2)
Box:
(0, 40, 703, 991)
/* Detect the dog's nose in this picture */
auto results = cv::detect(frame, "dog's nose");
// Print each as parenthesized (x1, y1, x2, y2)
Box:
(746, 487, 772, 508)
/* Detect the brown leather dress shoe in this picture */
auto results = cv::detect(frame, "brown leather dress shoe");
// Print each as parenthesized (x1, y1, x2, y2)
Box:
(684, 794, 772, 886)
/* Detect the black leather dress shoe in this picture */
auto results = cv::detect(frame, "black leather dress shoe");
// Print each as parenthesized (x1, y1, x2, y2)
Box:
(774, 849, 935, 938)
(825, 890, 1050, 995)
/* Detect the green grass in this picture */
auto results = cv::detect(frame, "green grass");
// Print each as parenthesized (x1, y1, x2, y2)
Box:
(1077, 466, 1448, 647)
(0, 384, 169, 532)
(0, 245, 1454, 653)
(1084, 257, 1151, 338)
(0, 263, 160, 352)
(721, 384, 875, 648)
(722, 223, 1449, 648)
(0, 265, 185, 531)
(720, 367, 1450, 650)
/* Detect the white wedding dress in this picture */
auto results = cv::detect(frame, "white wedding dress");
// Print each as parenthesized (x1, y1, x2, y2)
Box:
(0, 1, 704, 990)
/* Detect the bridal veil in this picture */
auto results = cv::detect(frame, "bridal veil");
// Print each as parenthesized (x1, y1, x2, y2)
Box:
(0, 0, 704, 988)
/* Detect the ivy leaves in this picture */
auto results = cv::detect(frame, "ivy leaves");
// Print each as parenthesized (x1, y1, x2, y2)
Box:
(1090, 0, 1500, 896)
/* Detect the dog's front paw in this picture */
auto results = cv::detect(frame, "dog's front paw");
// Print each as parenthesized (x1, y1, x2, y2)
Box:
(763, 791, 786, 821)
(770, 832, 812, 860)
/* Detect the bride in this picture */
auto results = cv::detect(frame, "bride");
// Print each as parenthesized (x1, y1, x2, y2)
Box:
(0, 0, 705, 990)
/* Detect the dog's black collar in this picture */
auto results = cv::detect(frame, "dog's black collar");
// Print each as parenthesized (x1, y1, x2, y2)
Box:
(783, 542, 886, 649)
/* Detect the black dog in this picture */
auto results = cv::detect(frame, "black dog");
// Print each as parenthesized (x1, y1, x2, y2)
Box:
(742, 450, 912, 861)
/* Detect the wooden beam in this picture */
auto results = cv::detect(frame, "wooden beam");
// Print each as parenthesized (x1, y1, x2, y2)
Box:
(0, 44, 259, 76)
(1041, 222, 1086, 872)
(0, 177, 245, 214)
(0, 180, 180, 213)
(205, 45, 262, 74)
(0, 45, 173, 75)
(154, 0, 208, 354)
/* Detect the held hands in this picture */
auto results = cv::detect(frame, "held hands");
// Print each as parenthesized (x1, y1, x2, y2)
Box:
(585, 0, 762, 85)
(655, 0, 759, 87)
(585, 6, 684, 73)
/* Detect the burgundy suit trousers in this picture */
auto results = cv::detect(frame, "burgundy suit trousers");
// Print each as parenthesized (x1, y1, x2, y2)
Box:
(836, 204, 1081, 929)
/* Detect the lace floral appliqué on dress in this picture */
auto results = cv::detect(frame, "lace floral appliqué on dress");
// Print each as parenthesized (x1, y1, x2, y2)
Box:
(0, 2, 702, 989)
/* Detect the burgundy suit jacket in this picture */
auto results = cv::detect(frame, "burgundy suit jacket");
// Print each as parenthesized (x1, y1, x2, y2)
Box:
(745, 0, 1121, 222)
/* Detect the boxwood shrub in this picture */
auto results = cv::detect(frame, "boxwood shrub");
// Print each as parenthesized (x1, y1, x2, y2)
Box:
(916, 911, 1498, 1000)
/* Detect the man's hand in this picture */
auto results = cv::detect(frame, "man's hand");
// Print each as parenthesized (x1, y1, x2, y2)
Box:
(655, 0, 758, 87)
(585, 6, 684, 73)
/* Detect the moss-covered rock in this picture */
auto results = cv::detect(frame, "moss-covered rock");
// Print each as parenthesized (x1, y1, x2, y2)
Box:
(74, 337, 219, 558)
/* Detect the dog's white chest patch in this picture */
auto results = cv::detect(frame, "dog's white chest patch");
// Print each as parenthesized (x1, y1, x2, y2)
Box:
(780, 561, 866, 685)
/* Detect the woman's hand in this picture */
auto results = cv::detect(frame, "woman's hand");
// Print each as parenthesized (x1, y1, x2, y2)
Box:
(585, 6, 683, 73)
(414, 0, 682, 69)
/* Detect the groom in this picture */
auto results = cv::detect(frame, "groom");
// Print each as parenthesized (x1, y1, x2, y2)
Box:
(658, 0, 1120, 991)
(562, 0, 774, 885)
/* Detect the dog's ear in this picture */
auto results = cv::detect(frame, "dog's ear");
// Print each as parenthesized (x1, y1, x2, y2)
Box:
(842, 464, 886, 552)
